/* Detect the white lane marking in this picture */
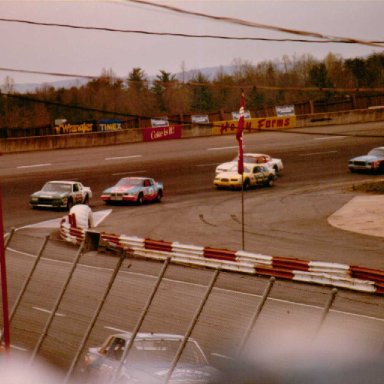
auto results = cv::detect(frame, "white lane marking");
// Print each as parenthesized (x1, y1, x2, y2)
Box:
(11, 344, 28, 352)
(17, 163, 51, 169)
(112, 170, 147, 176)
(207, 146, 238, 151)
(104, 326, 129, 333)
(105, 155, 142, 161)
(9, 247, 383, 325)
(0, 331, 28, 351)
(211, 352, 233, 360)
(93, 209, 112, 227)
(314, 136, 346, 140)
(160, 277, 384, 323)
(19, 209, 112, 229)
(299, 150, 338, 156)
(33, 306, 65, 317)
(19, 218, 63, 230)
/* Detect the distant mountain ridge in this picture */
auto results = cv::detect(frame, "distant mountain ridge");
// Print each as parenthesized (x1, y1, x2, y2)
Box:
(12, 65, 236, 93)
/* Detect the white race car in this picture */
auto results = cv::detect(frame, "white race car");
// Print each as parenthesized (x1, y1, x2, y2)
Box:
(215, 153, 284, 175)
(30, 180, 92, 210)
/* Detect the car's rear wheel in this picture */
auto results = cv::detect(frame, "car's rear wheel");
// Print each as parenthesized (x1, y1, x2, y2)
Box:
(67, 198, 74, 211)
(273, 165, 279, 175)
(243, 178, 250, 190)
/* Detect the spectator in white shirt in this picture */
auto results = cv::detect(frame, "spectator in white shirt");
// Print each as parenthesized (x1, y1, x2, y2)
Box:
(69, 204, 94, 229)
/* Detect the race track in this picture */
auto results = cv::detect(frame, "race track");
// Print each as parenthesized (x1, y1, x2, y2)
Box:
(1, 122, 384, 376)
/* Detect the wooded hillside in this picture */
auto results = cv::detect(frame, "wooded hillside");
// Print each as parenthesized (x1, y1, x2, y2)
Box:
(1, 52, 384, 130)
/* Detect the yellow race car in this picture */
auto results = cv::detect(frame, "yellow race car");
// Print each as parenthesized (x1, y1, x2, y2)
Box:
(214, 164, 276, 190)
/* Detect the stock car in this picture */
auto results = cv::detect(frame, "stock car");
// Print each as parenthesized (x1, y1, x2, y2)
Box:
(100, 177, 163, 205)
(214, 163, 276, 190)
(29, 180, 92, 210)
(215, 153, 284, 175)
(348, 146, 384, 173)
(82, 332, 221, 384)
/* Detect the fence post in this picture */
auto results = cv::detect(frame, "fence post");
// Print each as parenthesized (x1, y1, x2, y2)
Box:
(64, 248, 128, 383)
(163, 268, 221, 384)
(313, 288, 338, 338)
(0, 235, 49, 345)
(237, 277, 275, 356)
(4, 227, 15, 249)
(308, 99, 314, 114)
(111, 256, 172, 384)
(29, 241, 85, 364)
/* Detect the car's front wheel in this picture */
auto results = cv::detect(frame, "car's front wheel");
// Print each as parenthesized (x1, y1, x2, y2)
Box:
(136, 193, 144, 205)
(156, 190, 163, 202)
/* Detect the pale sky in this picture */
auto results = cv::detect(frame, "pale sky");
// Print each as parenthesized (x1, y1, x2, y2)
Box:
(1, 0, 383, 86)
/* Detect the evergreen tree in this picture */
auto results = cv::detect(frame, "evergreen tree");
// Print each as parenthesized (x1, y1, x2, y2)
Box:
(190, 72, 214, 113)
(152, 70, 176, 113)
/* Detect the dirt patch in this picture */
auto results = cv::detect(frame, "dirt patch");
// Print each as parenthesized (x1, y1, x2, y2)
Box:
(350, 179, 384, 194)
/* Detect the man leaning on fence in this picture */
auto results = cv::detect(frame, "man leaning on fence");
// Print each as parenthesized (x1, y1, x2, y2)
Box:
(68, 204, 94, 229)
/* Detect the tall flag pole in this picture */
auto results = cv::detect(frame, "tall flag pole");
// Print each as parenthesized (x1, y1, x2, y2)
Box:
(236, 91, 245, 175)
(236, 91, 245, 249)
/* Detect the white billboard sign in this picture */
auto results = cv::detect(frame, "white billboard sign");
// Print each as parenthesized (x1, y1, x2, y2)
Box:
(231, 110, 251, 120)
(276, 105, 295, 116)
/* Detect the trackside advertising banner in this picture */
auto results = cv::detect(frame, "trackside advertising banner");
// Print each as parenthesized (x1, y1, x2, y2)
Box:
(213, 116, 296, 135)
(143, 125, 182, 141)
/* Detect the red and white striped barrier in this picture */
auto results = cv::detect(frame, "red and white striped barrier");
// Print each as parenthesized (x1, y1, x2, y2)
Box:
(58, 218, 384, 295)
(59, 215, 86, 245)
(96, 232, 384, 295)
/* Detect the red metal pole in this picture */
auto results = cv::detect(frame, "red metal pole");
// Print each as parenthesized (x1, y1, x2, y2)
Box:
(0, 184, 10, 352)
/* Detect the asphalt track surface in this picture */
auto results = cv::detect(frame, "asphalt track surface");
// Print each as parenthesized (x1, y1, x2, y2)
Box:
(1, 121, 384, 375)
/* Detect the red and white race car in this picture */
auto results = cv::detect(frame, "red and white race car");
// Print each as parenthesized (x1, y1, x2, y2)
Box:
(100, 177, 163, 205)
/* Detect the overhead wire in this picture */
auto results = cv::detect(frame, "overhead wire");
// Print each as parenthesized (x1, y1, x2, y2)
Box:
(1, 1, 383, 84)
(2, 62, 383, 93)
(127, 0, 384, 48)
(1, 0, 383, 123)
(2, 0, 384, 136)
(1, 68, 384, 93)
(1, 17, 383, 44)
(0, 92, 139, 119)
(0, 67, 95, 80)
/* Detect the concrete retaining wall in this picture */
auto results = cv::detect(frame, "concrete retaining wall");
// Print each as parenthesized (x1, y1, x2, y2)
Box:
(1, 108, 384, 153)
(295, 107, 384, 128)
(0, 127, 143, 153)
